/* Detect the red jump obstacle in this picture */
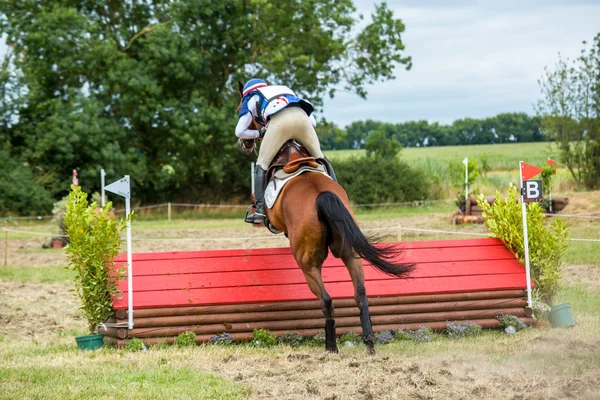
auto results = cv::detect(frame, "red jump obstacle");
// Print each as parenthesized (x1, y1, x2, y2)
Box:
(101, 238, 533, 346)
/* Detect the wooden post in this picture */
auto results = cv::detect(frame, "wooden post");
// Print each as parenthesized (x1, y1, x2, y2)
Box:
(4, 230, 7, 267)
(396, 226, 402, 242)
(167, 202, 171, 222)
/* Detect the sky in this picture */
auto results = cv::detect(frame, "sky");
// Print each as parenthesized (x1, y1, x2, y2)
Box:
(321, 0, 600, 127)
(2, 1, 599, 128)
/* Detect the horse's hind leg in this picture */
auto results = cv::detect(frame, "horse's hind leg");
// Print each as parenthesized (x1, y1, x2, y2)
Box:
(300, 267, 338, 352)
(343, 255, 376, 355)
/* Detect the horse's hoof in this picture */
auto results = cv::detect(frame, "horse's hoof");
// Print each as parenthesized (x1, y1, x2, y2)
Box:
(326, 346, 339, 353)
(366, 347, 376, 356)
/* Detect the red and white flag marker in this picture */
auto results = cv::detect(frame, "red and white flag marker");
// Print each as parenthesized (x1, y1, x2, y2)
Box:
(72, 169, 78, 187)
(105, 176, 134, 329)
(519, 162, 544, 308)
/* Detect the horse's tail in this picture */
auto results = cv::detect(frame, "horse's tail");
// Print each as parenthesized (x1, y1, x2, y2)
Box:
(316, 191, 415, 278)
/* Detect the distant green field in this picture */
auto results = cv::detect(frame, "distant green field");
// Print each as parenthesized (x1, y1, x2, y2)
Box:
(326, 142, 560, 171)
(326, 142, 571, 198)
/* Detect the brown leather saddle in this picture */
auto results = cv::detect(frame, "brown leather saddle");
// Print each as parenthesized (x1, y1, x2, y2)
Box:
(266, 140, 326, 181)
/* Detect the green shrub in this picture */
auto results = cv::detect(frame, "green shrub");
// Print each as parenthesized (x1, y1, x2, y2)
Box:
(339, 331, 362, 347)
(393, 327, 434, 342)
(311, 331, 326, 346)
(478, 184, 569, 305)
(174, 331, 197, 347)
(336, 156, 429, 205)
(278, 333, 303, 347)
(446, 321, 482, 339)
(252, 329, 277, 347)
(208, 333, 233, 345)
(0, 148, 54, 216)
(125, 338, 146, 352)
(497, 315, 528, 332)
(64, 185, 126, 334)
(532, 300, 551, 322)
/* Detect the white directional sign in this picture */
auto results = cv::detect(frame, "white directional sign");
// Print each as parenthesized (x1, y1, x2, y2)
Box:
(104, 175, 134, 329)
(522, 180, 542, 202)
(104, 176, 130, 199)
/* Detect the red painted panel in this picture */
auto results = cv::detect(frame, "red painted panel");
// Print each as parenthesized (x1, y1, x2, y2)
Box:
(112, 273, 528, 309)
(120, 259, 525, 293)
(114, 238, 506, 262)
(117, 244, 517, 277)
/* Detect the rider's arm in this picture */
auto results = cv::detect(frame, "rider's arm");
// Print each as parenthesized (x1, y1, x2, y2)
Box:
(235, 112, 261, 139)
(235, 95, 262, 139)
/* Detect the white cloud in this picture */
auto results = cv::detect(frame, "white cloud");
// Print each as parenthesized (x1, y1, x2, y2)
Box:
(322, 1, 600, 127)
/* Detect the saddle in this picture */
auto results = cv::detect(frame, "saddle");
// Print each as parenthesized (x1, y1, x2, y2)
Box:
(267, 140, 329, 181)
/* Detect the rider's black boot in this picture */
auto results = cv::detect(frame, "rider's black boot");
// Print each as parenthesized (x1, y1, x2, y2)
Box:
(245, 165, 267, 224)
(322, 156, 338, 183)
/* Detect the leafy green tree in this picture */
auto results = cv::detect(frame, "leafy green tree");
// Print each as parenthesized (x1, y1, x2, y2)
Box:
(537, 33, 600, 189)
(0, 0, 412, 208)
(0, 146, 54, 215)
(316, 119, 348, 151)
(365, 129, 402, 158)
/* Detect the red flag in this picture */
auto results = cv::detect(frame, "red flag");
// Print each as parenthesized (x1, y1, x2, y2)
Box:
(520, 162, 543, 180)
(547, 158, 557, 174)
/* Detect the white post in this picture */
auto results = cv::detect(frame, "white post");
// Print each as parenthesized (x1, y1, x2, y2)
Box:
(463, 157, 469, 202)
(251, 162, 255, 194)
(104, 175, 134, 329)
(125, 188, 133, 329)
(519, 162, 533, 308)
(100, 169, 106, 207)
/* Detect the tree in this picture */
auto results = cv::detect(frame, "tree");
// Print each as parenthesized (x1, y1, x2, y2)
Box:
(0, 0, 412, 208)
(365, 129, 402, 158)
(316, 120, 348, 151)
(537, 34, 600, 189)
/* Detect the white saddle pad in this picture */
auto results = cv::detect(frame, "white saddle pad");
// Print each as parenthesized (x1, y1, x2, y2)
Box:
(265, 167, 331, 209)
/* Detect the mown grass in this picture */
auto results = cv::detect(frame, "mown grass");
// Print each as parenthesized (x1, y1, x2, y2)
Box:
(0, 348, 248, 400)
(0, 282, 598, 400)
(0, 265, 74, 283)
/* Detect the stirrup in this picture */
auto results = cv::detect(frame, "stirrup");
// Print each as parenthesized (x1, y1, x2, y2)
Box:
(264, 218, 282, 234)
(244, 205, 266, 224)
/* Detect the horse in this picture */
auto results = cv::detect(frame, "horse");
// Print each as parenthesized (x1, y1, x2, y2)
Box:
(236, 83, 414, 354)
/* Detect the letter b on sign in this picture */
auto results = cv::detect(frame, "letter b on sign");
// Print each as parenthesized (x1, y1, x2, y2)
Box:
(523, 180, 542, 202)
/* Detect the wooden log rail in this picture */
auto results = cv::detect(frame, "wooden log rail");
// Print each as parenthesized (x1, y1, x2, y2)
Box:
(103, 317, 534, 347)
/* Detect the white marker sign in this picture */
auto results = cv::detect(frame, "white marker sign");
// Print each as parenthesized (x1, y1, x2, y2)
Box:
(105, 175, 134, 329)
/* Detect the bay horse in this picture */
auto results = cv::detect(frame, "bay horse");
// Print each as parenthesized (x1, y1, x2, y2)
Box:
(236, 84, 414, 354)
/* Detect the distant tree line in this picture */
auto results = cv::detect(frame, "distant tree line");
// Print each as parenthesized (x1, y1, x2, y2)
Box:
(317, 112, 546, 150)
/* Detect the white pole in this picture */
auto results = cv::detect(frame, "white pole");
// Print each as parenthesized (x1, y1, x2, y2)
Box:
(464, 157, 469, 202)
(100, 169, 106, 207)
(519, 162, 533, 308)
(124, 175, 134, 329)
(251, 162, 255, 194)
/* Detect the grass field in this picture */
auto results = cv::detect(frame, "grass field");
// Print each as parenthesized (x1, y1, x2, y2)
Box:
(327, 141, 561, 171)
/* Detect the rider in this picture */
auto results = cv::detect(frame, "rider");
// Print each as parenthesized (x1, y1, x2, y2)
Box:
(236, 78, 337, 224)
